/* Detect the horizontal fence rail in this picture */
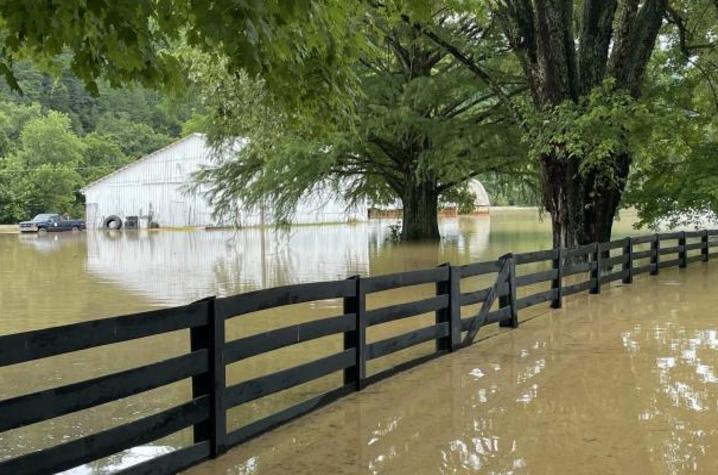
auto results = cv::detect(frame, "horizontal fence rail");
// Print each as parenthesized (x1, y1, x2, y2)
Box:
(1, 230, 717, 474)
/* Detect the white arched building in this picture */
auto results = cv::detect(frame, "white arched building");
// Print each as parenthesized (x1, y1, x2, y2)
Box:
(368, 178, 491, 218)
(468, 178, 491, 213)
(81, 134, 368, 229)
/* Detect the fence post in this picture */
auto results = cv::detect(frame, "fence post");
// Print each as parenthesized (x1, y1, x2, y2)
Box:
(622, 237, 633, 284)
(702, 230, 710, 262)
(499, 254, 518, 328)
(679, 231, 687, 268)
(651, 234, 660, 275)
(189, 296, 226, 457)
(590, 242, 601, 294)
(343, 275, 366, 391)
(435, 263, 452, 351)
(447, 266, 462, 350)
(551, 248, 563, 309)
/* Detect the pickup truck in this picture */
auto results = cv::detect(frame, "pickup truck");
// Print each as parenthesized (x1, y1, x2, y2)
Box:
(19, 214, 86, 233)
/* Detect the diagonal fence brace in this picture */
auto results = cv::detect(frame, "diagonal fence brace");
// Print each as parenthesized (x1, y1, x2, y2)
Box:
(462, 254, 512, 345)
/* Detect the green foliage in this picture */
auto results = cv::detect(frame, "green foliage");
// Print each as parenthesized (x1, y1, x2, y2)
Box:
(0, 0, 371, 125)
(440, 186, 478, 214)
(189, 12, 527, 233)
(516, 74, 715, 221)
(626, 137, 718, 229)
(1, 0, 716, 235)
(93, 113, 173, 158)
(0, 1, 185, 93)
(479, 172, 540, 207)
(0, 60, 197, 223)
(81, 134, 131, 183)
(520, 80, 646, 188)
(624, 42, 718, 229)
(0, 57, 198, 138)
(181, 112, 210, 136)
(15, 112, 85, 166)
(0, 101, 42, 156)
(1, 112, 85, 219)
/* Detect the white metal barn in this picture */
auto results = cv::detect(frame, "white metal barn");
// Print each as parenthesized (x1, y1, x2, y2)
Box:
(81, 133, 368, 229)
(469, 179, 491, 211)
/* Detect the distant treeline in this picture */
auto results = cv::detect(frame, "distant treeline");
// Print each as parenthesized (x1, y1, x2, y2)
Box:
(0, 57, 533, 225)
(0, 58, 202, 223)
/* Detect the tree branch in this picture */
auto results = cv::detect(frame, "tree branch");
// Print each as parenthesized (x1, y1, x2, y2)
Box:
(608, 0, 667, 97)
(578, 0, 618, 94)
(493, 0, 539, 101)
(415, 18, 525, 124)
(666, 4, 716, 56)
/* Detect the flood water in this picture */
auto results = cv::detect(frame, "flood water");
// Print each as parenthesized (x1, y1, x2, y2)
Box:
(2, 208, 713, 473)
(187, 261, 718, 474)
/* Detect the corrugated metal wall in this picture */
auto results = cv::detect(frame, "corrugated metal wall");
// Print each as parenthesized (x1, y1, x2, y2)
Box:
(82, 134, 368, 229)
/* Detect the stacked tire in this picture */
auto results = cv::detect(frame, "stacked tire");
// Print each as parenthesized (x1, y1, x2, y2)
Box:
(102, 215, 123, 230)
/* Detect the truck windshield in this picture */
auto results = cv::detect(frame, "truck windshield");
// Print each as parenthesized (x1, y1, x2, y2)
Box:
(32, 214, 56, 222)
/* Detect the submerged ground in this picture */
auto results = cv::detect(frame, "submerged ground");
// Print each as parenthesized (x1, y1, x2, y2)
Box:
(2, 208, 716, 473)
(187, 262, 718, 474)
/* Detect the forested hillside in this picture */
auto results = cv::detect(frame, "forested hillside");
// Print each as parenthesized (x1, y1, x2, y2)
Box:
(0, 58, 200, 223)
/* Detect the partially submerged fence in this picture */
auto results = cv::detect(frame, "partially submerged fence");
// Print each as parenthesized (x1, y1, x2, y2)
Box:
(1, 230, 717, 474)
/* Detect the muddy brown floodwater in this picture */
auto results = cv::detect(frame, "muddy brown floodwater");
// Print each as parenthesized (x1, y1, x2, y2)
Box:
(3, 208, 713, 474)
(187, 263, 718, 475)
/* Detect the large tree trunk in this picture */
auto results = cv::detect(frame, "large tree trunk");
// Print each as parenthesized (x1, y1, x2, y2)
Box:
(400, 180, 440, 241)
(541, 150, 632, 248)
(581, 151, 632, 244)
(540, 154, 585, 248)
(493, 0, 666, 248)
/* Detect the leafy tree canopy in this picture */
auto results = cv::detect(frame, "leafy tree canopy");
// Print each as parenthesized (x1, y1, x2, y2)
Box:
(1, 111, 85, 219)
(623, 1, 718, 228)
(188, 6, 529, 240)
(0, 59, 199, 223)
(0, 0, 717, 238)
(398, 0, 718, 243)
(0, 0, 370, 122)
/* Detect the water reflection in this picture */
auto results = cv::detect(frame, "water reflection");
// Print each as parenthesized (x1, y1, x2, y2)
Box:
(3, 208, 684, 474)
(186, 263, 718, 475)
(61, 446, 175, 475)
(85, 224, 372, 306)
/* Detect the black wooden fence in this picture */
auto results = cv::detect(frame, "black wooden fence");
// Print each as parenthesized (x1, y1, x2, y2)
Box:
(1, 230, 717, 474)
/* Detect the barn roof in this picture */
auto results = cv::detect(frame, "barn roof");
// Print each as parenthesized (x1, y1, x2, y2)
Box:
(469, 179, 491, 207)
(79, 133, 207, 194)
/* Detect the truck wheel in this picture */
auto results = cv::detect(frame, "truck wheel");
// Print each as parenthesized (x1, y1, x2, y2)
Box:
(72, 226, 80, 232)
(37, 227, 47, 234)
(102, 215, 123, 230)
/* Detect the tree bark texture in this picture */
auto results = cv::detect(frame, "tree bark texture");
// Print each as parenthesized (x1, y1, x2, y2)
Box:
(497, 0, 667, 247)
(401, 179, 440, 241)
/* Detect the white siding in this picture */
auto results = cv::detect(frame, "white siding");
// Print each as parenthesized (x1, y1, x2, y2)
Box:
(82, 134, 367, 229)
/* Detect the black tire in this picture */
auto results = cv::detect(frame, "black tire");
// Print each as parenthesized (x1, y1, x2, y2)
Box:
(37, 227, 47, 234)
(102, 215, 123, 230)
(72, 226, 80, 232)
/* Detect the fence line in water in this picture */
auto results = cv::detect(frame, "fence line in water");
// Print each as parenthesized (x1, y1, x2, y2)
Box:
(1, 230, 717, 474)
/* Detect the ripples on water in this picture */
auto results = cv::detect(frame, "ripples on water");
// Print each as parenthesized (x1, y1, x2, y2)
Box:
(185, 265, 718, 475)
(4, 209, 717, 473)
